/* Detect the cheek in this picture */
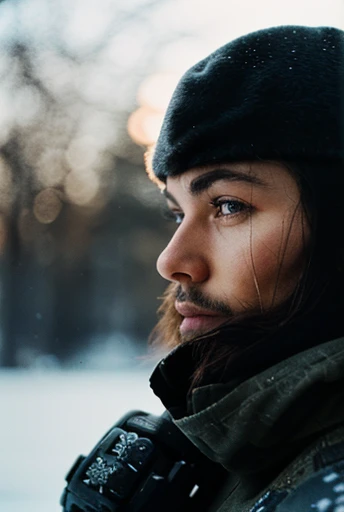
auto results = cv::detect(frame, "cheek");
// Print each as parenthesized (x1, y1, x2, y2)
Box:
(215, 223, 284, 281)
(214, 213, 307, 309)
(246, 214, 308, 300)
(213, 232, 261, 302)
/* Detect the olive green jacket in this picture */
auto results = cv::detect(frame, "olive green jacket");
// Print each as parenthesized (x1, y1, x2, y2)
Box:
(172, 336, 344, 511)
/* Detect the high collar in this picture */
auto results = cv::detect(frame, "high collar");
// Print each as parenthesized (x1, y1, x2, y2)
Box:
(150, 295, 344, 416)
(152, 336, 344, 474)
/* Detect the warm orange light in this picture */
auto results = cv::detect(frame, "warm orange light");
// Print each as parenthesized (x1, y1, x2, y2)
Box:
(144, 145, 164, 189)
(127, 106, 164, 146)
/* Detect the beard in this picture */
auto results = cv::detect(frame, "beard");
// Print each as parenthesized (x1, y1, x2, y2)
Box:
(175, 285, 234, 342)
(175, 285, 233, 316)
(150, 283, 236, 348)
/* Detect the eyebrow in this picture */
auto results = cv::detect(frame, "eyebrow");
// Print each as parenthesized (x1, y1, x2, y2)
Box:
(162, 188, 180, 207)
(189, 168, 267, 196)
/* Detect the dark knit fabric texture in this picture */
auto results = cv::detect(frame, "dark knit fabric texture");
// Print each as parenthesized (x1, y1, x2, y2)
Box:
(152, 26, 344, 182)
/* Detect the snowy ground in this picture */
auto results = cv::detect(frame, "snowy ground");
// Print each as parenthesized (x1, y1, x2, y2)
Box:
(0, 368, 164, 512)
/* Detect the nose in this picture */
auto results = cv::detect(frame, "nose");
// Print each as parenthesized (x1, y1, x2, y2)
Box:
(156, 222, 210, 284)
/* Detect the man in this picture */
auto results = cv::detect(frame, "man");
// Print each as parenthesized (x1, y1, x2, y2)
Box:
(61, 25, 344, 512)
(147, 25, 344, 511)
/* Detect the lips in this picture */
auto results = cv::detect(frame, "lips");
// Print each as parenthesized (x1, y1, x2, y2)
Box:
(175, 302, 221, 317)
(175, 301, 229, 337)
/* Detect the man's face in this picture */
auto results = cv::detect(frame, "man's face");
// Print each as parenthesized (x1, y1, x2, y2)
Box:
(157, 161, 310, 341)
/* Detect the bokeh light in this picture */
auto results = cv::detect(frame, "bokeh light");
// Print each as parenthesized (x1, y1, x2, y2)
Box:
(127, 106, 164, 147)
(137, 73, 180, 111)
(65, 168, 100, 206)
(33, 188, 63, 224)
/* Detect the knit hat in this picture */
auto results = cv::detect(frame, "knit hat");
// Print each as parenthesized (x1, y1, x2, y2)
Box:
(152, 25, 344, 182)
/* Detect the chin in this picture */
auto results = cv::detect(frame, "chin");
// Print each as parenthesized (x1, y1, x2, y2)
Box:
(179, 331, 200, 343)
(179, 325, 226, 344)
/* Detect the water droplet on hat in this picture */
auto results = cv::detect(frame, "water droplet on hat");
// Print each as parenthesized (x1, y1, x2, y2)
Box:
(289, 66, 293, 70)
(292, 30, 296, 34)
(291, 49, 296, 53)
(227, 56, 232, 59)
(284, 36, 288, 40)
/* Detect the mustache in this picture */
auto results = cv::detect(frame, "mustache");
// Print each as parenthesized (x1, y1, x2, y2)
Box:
(175, 285, 232, 316)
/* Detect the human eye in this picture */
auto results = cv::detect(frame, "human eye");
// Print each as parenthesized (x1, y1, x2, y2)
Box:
(211, 198, 251, 218)
(161, 206, 184, 225)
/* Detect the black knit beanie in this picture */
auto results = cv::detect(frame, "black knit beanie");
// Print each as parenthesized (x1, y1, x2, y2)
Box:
(152, 25, 344, 182)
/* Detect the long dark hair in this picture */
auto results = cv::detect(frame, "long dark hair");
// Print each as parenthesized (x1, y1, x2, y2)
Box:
(150, 159, 344, 389)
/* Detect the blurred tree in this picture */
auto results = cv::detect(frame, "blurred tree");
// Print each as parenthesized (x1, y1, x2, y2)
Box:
(0, 0, 177, 367)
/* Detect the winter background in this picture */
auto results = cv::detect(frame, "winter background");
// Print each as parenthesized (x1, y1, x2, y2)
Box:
(1, 0, 343, 510)
(1, 368, 164, 512)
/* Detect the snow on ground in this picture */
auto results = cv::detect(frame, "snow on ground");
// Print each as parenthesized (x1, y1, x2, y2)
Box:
(0, 368, 164, 511)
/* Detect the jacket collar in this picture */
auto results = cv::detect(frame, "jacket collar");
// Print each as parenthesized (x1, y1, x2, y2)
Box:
(151, 336, 344, 473)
